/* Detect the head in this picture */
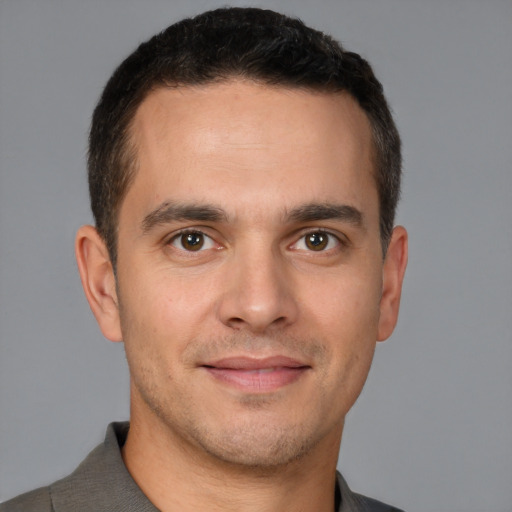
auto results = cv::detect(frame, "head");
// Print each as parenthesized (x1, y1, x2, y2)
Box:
(88, 7, 401, 268)
(77, 7, 407, 472)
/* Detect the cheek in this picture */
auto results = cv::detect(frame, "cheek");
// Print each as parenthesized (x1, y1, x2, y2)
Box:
(306, 270, 382, 332)
(120, 270, 218, 351)
(304, 270, 381, 383)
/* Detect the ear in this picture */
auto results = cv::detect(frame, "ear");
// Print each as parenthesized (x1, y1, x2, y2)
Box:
(377, 226, 408, 341)
(75, 225, 123, 342)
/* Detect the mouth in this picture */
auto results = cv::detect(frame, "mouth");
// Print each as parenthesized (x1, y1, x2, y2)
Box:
(201, 356, 311, 392)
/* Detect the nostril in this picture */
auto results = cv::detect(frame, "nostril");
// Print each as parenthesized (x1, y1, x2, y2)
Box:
(226, 317, 246, 329)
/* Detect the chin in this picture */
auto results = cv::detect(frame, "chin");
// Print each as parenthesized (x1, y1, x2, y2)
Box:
(190, 418, 327, 470)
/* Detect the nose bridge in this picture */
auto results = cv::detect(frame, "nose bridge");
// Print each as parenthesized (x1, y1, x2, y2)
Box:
(218, 237, 297, 332)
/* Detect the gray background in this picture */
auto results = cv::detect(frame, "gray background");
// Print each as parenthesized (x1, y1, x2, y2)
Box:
(1, 1, 511, 510)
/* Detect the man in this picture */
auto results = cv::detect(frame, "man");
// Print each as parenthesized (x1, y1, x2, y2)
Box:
(1, 7, 407, 512)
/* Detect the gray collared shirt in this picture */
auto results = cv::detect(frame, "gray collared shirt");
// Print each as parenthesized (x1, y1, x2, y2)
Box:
(1, 422, 403, 512)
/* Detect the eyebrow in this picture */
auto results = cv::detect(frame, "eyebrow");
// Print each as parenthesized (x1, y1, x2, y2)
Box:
(141, 201, 227, 233)
(141, 200, 364, 234)
(286, 203, 364, 227)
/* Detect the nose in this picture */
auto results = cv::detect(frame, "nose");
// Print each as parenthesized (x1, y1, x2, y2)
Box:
(217, 245, 299, 333)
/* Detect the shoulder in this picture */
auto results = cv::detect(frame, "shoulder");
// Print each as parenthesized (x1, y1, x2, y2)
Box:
(0, 487, 53, 512)
(336, 471, 405, 512)
(0, 423, 123, 512)
(354, 493, 405, 512)
(1, 423, 156, 512)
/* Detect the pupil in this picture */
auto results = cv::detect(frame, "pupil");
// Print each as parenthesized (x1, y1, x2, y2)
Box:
(307, 233, 327, 251)
(183, 233, 203, 250)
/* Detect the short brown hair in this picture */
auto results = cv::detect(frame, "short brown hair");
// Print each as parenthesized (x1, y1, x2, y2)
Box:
(88, 7, 401, 265)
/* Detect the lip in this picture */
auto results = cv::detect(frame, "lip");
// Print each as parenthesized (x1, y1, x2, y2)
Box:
(201, 356, 311, 392)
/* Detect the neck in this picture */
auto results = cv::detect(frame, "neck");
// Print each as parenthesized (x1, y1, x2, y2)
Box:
(122, 408, 342, 512)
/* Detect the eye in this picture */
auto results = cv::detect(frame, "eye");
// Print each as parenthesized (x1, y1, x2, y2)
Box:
(292, 231, 340, 252)
(169, 231, 216, 252)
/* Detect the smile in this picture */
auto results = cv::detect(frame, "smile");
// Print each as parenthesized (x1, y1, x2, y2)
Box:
(201, 356, 311, 392)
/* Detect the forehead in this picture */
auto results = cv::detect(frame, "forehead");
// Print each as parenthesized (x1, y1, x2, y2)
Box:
(125, 80, 377, 222)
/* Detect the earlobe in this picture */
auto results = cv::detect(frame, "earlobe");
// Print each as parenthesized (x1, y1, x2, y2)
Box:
(377, 226, 408, 341)
(75, 225, 123, 342)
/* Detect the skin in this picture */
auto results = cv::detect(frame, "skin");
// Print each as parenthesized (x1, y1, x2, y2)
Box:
(76, 80, 408, 512)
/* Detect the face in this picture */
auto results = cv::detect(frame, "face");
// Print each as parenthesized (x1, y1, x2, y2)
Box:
(81, 81, 406, 469)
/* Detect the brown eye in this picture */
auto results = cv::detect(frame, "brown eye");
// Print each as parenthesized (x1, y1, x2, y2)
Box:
(305, 232, 329, 251)
(170, 231, 215, 252)
(181, 232, 204, 251)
